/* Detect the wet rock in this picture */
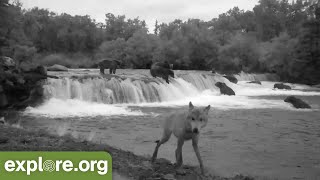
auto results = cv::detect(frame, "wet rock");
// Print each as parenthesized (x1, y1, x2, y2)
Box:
(150, 62, 174, 84)
(0, 117, 5, 124)
(233, 175, 255, 180)
(274, 83, 291, 90)
(223, 75, 238, 84)
(1, 59, 51, 111)
(284, 96, 311, 109)
(248, 80, 261, 85)
(47, 64, 68, 71)
(215, 82, 235, 96)
(0, 56, 15, 69)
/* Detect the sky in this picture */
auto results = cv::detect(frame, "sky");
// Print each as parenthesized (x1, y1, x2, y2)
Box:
(20, 0, 259, 30)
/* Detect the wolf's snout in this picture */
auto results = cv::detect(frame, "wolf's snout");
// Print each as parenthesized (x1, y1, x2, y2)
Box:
(193, 128, 199, 134)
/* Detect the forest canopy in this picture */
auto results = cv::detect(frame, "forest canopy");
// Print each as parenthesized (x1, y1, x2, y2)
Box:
(0, 0, 319, 84)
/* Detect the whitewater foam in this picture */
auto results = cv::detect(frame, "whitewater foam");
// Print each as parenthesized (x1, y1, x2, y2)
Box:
(24, 98, 144, 117)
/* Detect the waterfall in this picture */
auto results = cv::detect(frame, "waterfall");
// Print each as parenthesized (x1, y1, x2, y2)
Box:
(43, 70, 280, 104)
(235, 71, 280, 81)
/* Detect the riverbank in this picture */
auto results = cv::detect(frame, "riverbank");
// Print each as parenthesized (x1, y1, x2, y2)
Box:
(0, 123, 253, 180)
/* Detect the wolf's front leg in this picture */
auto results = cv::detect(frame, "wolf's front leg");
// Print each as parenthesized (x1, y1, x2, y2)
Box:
(175, 137, 184, 167)
(192, 135, 204, 174)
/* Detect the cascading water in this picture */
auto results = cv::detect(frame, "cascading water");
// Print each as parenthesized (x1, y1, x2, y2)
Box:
(43, 71, 229, 104)
(234, 71, 280, 81)
(24, 69, 320, 117)
(42, 70, 318, 105)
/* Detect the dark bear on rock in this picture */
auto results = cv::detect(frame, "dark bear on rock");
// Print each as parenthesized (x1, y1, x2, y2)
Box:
(274, 83, 291, 90)
(284, 96, 311, 109)
(223, 75, 238, 84)
(150, 62, 174, 84)
(248, 81, 262, 85)
(98, 59, 121, 74)
(215, 82, 235, 96)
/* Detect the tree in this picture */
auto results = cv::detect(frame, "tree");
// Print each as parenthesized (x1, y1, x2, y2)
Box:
(98, 38, 127, 63)
(105, 13, 147, 41)
(292, 4, 320, 84)
(125, 30, 159, 68)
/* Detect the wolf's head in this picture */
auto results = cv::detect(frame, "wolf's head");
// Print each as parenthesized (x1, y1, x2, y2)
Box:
(187, 102, 210, 134)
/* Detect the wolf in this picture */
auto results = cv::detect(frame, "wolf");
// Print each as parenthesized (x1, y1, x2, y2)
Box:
(151, 102, 210, 174)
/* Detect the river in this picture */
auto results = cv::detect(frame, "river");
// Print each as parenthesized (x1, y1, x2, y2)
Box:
(18, 69, 320, 179)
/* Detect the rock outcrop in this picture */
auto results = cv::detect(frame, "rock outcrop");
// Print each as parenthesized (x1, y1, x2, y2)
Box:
(274, 83, 291, 90)
(47, 64, 68, 71)
(215, 82, 235, 96)
(1, 56, 57, 113)
(248, 81, 262, 85)
(284, 96, 311, 109)
(223, 75, 238, 84)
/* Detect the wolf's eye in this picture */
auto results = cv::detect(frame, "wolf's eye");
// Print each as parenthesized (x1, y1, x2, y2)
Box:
(192, 118, 195, 121)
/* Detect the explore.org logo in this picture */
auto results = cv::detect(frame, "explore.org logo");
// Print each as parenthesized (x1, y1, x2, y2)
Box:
(0, 152, 112, 180)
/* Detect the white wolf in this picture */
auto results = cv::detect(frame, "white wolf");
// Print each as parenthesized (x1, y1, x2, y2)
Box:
(151, 102, 211, 174)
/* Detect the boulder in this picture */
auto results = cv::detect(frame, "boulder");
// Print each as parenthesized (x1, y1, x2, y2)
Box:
(150, 62, 174, 84)
(313, 84, 320, 88)
(0, 60, 51, 111)
(274, 83, 291, 90)
(248, 81, 262, 85)
(47, 64, 68, 71)
(0, 56, 16, 69)
(223, 75, 238, 84)
(215, 82, 235, 96)
(284, 96, 311, 109)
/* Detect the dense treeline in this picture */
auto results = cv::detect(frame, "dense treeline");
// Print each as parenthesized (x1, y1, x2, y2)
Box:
(0, 0, 319, 84)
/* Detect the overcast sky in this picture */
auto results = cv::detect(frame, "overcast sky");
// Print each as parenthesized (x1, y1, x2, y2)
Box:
(20, 0, 259, 30)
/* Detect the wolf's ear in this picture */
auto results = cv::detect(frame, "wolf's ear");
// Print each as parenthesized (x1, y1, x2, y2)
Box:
(189, 102, 194, 110)
(204, 105, 211, 114)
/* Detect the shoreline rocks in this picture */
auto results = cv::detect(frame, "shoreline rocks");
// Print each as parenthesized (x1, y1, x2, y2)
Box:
(284, 96, 311, 109)
(223, 75, 238, 84)
(1, 56, 57, 113)
(248, 81, 262, 85)
(274, 83, 291, 90)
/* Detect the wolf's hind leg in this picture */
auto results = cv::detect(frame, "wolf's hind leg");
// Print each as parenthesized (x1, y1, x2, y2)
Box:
(151, 129, 172, 162)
